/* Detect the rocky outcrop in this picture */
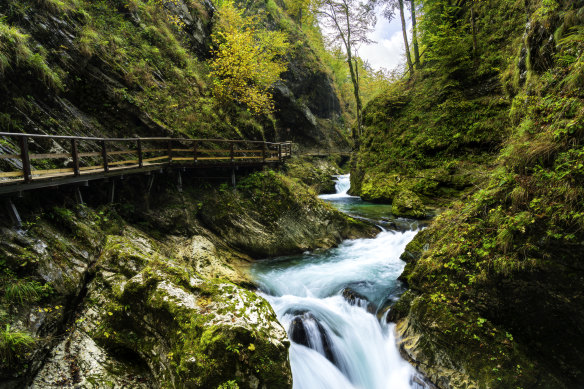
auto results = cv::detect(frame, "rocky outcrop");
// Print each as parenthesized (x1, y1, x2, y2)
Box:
(32, 230, 292, 388)
(196, 171, 378, 257)
(285, 156, 342, 194)
(0, 169, 376, 387)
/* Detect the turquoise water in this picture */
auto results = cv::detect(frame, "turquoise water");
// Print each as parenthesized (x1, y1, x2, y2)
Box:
(250, 175, 427, 389)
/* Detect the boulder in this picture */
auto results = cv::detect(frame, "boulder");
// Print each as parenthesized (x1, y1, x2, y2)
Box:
(288, 313, 337, 367)
(392, 189, 427, 219)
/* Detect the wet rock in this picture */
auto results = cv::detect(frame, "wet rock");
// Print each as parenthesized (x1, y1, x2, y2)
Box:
(31, 329, 153, 388)
(341, 288, 375, 313)
(288, 313, 337, 367)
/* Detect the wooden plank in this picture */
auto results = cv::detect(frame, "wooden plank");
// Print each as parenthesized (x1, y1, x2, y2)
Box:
(170, 148, 193, 153)
(0, 171, 24, 178)
(79, 165, 103, 171)
(20, 136, 32, 183)
(34, 168, 75, 175)
(71, 139, 80, 176)
(172, 157, 194, 161)
(196, 157, 232, 160)
(107, 150, 135, 156)
(142, 148, 168, 153)
(137, 139, 143, 168)
(30, 153, 71, 159)
(143, 155, 170, 162)
(0, 154, 21, 159)
(101, 140, 109, 173)
(109, 159, 139, 166)
(78, 152, 101, 158)
(238, 150, 263, 153)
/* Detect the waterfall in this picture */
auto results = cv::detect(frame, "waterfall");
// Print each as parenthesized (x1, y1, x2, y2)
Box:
(252, 175, 428, 389)
(319, 174, 355, 200)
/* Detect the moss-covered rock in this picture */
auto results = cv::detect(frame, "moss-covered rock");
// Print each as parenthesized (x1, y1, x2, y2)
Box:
(285, 156, 341, 194)
(197, 170, 378, 257)
(359, 173, 400, 203)
(33, 228, 292, 388)
(391, 190, 426, 219)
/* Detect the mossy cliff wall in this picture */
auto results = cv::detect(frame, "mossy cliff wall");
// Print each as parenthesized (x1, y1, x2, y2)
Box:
(351, 0, 530, 218)
(365, 1, 584, 388)
(0, 170, 376, 387)
(0, 0, 349, 152)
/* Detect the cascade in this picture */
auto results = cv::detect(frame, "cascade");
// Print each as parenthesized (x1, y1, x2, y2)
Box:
(251, 175, 428, 389)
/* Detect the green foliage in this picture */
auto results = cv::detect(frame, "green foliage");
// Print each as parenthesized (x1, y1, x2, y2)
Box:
(4, 279, 52, 305)
(0, 325, 35, 367)
(0, 17, 63, 89)
(210, 1, 289, 116)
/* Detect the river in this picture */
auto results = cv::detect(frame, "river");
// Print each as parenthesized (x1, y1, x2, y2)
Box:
(250, 175, 428, 389)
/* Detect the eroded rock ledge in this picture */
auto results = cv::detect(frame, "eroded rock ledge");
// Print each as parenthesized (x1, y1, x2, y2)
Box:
(0, 170, 376, 388)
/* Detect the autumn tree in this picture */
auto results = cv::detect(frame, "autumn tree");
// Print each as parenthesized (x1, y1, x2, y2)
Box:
(315, 0, 375, 137)
(209, 1, 289, 116)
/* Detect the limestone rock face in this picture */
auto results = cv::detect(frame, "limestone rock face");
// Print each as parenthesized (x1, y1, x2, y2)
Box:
(33, 229, 292, 389)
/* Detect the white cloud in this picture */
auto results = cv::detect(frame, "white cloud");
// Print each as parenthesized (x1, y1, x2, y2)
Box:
(317, 8, 412, 72)
(358, 10, 412, 72)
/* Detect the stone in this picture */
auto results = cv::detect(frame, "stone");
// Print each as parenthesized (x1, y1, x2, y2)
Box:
(391, 189, 427, 219)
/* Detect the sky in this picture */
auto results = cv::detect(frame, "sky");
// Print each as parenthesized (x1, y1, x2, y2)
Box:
(320, 9, 412, 73)
(358, 11, 411, 72)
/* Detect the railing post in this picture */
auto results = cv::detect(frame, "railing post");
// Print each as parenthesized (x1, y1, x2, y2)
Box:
(137, 139, 143, 168)
(278, 143, 282, 162)
(101, 140, 109, 172)
(193, 141, 198, 163)
(71, 139, 80, 176)
(262, 143, 266, 163)
(167, 139, 172, 163)
(19, 136, 32, 182)
(288, 142, 292, 158)
(230, 142, 234, 164)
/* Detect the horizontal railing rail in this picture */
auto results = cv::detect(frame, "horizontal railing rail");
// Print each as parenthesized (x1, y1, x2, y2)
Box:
(0, 132, 292, 188)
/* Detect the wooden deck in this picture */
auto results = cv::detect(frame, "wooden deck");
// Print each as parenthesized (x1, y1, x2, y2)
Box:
(0, 133, 292, 195)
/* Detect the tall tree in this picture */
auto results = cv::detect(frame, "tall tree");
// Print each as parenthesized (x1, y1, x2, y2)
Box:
(315, 0, 375, 137)
(378, 0, 413, 75)
(410, 0, 420, 67)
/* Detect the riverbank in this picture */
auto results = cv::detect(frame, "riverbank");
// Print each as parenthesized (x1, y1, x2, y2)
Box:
(0, 169, 375, 387)
(249, 174, 431, 389)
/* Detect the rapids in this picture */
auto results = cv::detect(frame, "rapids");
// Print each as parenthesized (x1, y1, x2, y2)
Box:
(251, 174, 427, 389)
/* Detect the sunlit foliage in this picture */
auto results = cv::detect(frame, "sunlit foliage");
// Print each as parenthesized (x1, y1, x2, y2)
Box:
(210, 1, 289, 116)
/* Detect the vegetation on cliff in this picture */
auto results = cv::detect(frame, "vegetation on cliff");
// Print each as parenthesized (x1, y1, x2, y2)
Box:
(0, 169, 376, 386)
(356, 0, 584, 387)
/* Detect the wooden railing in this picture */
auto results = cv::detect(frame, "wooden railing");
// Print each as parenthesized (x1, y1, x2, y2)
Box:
(0, 132, 292, 185)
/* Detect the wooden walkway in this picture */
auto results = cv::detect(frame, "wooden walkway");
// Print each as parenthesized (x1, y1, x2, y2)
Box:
(0, 132, 292, 195)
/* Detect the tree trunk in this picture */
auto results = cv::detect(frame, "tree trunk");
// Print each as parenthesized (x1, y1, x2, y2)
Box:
(471, 5, 478, 61)
(399, 0, 413, 76)
(346, 51, 362, 138)
(410, 0, 420, 67)
(343, 4, 362, 138)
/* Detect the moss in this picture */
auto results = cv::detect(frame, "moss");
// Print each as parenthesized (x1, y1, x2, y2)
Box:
(391, 189, 426, 219)
(360, 173, 400, 203)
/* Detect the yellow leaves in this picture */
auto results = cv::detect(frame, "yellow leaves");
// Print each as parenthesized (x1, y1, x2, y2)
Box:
(209, 0, 289, 116)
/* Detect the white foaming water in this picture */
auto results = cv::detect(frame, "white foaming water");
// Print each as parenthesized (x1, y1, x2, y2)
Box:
(319, 174, 357, 200)
(252, 175, 426, 389)
(253, 231, 420, 389)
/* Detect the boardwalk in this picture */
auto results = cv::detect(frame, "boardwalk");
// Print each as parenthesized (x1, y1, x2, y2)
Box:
(0, 132, 292, 195)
